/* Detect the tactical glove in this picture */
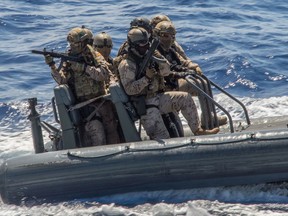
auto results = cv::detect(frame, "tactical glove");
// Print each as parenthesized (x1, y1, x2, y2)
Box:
(44, 55, 55, 67)
(170, 64, 185, 72)
(195, 66, 203, 76)
(172, 71, 196, 79)
(186, 61, 199, 70)
(84, 44, 106, 67)
(145, 67, 156, 79)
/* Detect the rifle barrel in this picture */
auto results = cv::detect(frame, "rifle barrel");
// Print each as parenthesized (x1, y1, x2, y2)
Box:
(31, 49, 83, 62)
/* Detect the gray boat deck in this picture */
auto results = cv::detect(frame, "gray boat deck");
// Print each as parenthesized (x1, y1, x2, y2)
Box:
(222, 115, 288, 133)
(179, 115, 288, 137)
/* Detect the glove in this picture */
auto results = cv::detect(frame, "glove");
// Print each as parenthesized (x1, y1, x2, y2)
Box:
(170, 64, 185, 72)
(84, 44, 106, 67)
(195, 66, 203, 76)
(186, 61, 199, 70)
(44, 55, 55, 67)
(172, 71, 195, 79)
(145, 67, 156, 79)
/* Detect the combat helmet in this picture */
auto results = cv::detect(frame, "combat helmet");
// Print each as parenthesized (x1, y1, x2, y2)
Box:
(150, 14, 171, 28)
(154, 21, 176, 50)
(154, 20, 176, 35)
(93, 32, 113, 48)
(127, 27, 150, 56)
(67, 27, 92, 55)
(81, 25, 93, 45)
(130, 17, 152, 35)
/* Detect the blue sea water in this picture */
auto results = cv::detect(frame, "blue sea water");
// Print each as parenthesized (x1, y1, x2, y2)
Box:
(0, 0, 288, 215)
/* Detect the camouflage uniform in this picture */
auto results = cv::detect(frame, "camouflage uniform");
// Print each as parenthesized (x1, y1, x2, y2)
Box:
(150, 14, 189, 60)
(93, 31, 119, 84)
(48, 27, 120, 147)
(116, 17, 185, 136)
(117, 41, 129, 57)
(158, 46, 214, 126)
(154, 21, 221, 129)
(118, 54, 202, 139)
(172, 41, 189, 60)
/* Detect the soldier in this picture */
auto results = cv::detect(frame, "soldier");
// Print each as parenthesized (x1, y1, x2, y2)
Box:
(117, 17, 152, 57)
(93, 32, 113, 65)
(114, 17, 184, 136)
(93, 31, 118, 82)
(45, 26, 121, 146)
(154, 21, 227, 129)
(118, 27, 219, 140)
(150, 14, 188, 60)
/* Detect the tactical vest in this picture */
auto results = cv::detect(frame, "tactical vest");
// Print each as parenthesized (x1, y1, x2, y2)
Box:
(113, 55, 125, 82)
(68, 61, 106, 102)
(126, 51, 165, 98)
(157, 45, 182, 90)
(104, 56, 113, 72)
(157, 45, 181, 66)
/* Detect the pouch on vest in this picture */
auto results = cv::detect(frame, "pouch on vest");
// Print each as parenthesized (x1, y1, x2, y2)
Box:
(130, 95, 147, 117)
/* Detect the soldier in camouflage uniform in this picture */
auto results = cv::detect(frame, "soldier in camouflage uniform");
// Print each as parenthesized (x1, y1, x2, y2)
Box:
(115, 17, 185, 136)
(118, 27, 219, 140)
(93, 32, 113, 67)
(154, 21, 227, 129)
(93, 31, 119, 83)
(117, 17, 152, 57)
(150, 14, 189, 61)
(115, 17, 153, 85)
(45, 26, 121, 146)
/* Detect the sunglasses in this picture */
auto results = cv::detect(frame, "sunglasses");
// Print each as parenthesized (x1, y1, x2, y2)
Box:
(94, 44, 113, 48)
(159, 32, 176, 38)
(135, 40, 149, 47)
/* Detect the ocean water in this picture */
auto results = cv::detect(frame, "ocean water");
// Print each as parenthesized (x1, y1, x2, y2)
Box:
(0, 0, 288, 215)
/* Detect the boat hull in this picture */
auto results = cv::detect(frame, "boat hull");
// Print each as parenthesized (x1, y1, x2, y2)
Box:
(1, 128, 288, 205)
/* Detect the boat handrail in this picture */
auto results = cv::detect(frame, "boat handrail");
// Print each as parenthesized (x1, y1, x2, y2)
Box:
(185, 75, 235, 133)
(203, 74, 251, 126)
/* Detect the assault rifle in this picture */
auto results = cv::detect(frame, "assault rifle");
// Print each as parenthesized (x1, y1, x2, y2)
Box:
(136, 38, 162, 79)
(31, 49, 85, 63)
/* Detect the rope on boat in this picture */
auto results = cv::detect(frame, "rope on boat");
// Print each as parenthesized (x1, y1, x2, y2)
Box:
(66, 132, 288, 159)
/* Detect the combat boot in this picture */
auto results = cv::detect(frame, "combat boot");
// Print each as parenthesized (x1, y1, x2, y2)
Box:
(194, 127, 219, 136)
(201, 115, 228, 128)
(217, 115, 227, 126)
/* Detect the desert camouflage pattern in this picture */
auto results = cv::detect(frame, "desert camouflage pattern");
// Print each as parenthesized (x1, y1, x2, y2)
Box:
(158, 44, 216, 128)
(143, 91, 200, 139)
(49, 47, 120, 146)
(178, 78, 214, 127)
(83, 100, 121, 146)
(172, 41, 188, 60)
(117, 41, 129, 56)
(150, 14, 171, 28)
(118, 56, 201, 139)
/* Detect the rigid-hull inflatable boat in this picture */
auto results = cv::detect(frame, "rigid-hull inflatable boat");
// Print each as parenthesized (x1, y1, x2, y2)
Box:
(1, 80, 288, 205)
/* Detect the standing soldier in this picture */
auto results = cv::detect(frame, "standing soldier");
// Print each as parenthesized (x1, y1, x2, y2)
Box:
(118, 27, 219, 140)
(45, 26, 120, 146)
